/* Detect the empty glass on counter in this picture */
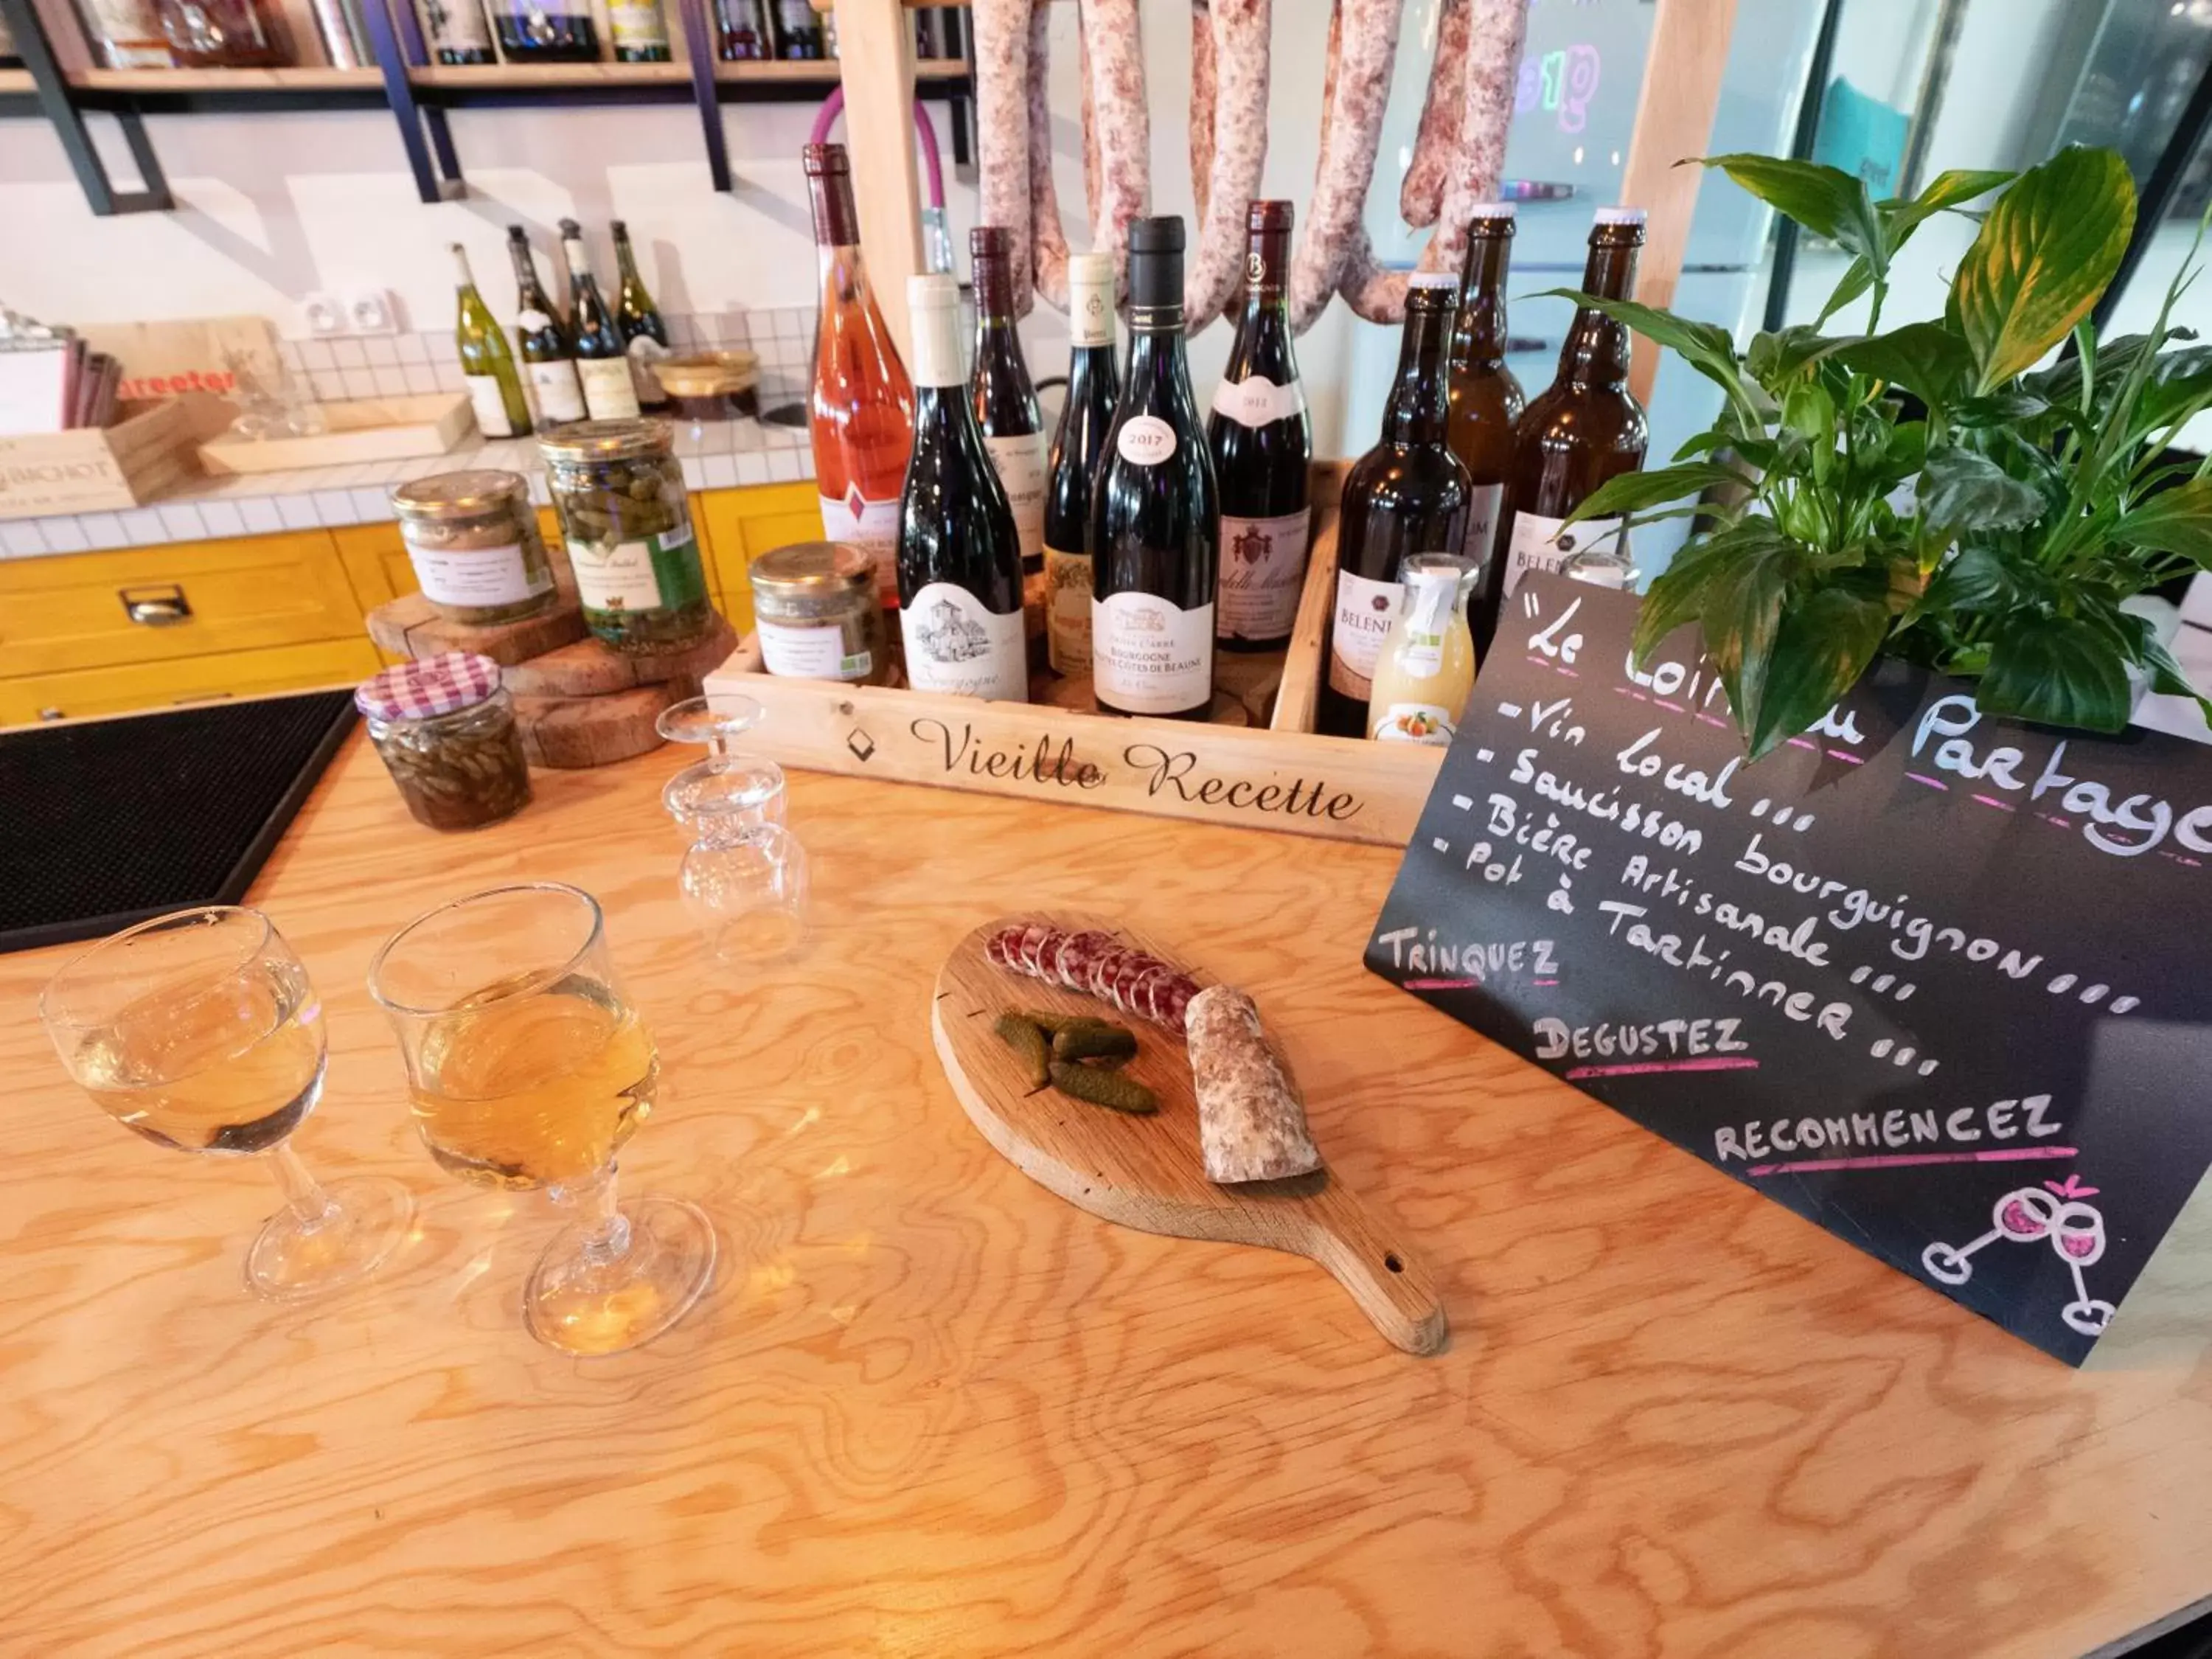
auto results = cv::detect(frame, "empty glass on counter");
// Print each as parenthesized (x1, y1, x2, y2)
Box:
(367, 883, 716, 1356)
(655, 692, 807, 961)
(40, 906, 414, 1301)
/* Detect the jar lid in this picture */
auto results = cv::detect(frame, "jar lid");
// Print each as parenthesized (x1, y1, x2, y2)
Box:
(749, 540, 874, 598)
(389, 469, 529, 521)
(355, 651, 504, 722)
(653, 350, 758, 397)
(538, 418, 674, 463)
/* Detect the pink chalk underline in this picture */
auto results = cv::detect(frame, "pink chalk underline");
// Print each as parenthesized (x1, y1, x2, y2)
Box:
(1565, 1057, 1760, 1079)
(1747, 1145, 2079, 1178)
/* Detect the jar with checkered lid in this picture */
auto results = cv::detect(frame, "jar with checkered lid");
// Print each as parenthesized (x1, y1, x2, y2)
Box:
(355, 652, 532, 832)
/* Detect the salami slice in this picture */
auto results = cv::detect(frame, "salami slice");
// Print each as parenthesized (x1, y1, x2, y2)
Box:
(1043, 929, 1079, 987)
(1109, 953, 1153, 1015)
(1131, 964, 1177, 1026)
(987, 925, 1025, 970)
(1061, 931, 1114, 991)
(1018, 923, 1054, 977)
(1088, 944, 1130, 1002)
(1161, 975, 1202, 1033)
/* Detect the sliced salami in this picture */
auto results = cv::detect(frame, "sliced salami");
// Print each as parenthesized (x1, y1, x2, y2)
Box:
(1062, 931, 1115, 991)
(1018, 922, 1054, 977)
(1109, 953, 1154, 1015)
(1161, 975, 1202, 1033)
(987, 925, 1024, 970)
(1130, 964, 1177, 1026)
(1088, 944, 1131, 1002)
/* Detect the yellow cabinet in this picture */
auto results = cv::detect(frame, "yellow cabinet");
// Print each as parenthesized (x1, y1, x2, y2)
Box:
(695, 481, 822, 633)
(0, 639, 382, 726)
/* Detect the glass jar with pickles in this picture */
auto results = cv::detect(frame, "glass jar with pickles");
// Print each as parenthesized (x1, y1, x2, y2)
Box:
(540, 418, 717, 654)
(391, 469, 557, 626)
(355, 652, 533, 832)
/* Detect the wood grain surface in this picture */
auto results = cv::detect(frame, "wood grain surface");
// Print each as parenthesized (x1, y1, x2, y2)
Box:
(933, 914, 1445, 1355)
(1, 737, 2209, 1658)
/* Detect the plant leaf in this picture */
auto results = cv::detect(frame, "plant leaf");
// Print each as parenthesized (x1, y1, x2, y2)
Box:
(1876, 168, 2013, 245)
(2134, 627, 2212, 727)
(1919, 544, 2020, 613)
(1817, 257, 1877, 327)
(1563, 461, 1751, 525)
(1700, 534, 1803, 740)
(1975, 610, 2135, 731)
(2021, 328, 2194, 406)
(1700, 153, 1876, 254)
(1917, 444, 2044, 533)
(1833, 321, 1976, 411)
(2135, 343, 2212, 435)
(1631, 519, 1790, 664)
(2112, 476, 2212, 566)
(1952, 147, 2136, 394)
(1534, 290, 1759, 414)
(1745, 582, 1891, 759)
(1951, 389, 2051, 427)
(1745, 324, 1842, 388)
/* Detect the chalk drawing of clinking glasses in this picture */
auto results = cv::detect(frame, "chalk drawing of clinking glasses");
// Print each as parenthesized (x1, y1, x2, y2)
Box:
(1921, 1175, 2117, 1337)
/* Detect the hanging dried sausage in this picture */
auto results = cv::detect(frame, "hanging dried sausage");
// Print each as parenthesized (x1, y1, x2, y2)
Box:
(973, 0, 1034, 310)
(1289, 0, 1407, 333)
(1399, 0, 1468, 229)
(1417, 0, 1528, 277)
(1081, 0, 1152, 299)
(1186, 0, 1271, 330)
(1029, 0, 1069, 310)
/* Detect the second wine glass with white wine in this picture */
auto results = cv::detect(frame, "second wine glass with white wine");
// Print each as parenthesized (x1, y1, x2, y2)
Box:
(366, 883, 715, 1356)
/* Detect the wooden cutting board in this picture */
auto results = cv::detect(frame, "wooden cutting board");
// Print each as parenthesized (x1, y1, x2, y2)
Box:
(931, 914, 1448, 1355)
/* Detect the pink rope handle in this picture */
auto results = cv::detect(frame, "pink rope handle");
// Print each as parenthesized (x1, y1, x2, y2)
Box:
(809, 88, 947, 211)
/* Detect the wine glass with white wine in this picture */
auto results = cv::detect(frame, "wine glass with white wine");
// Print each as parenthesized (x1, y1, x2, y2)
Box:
(366, 883, 716, 1356)
(40, 906, 414, 1301)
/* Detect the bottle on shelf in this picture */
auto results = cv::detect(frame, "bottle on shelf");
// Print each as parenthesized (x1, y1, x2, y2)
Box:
(968, 226, 1048, 577)
(1090, 216, 1220, 722)
(1484, 206, 1650, 650)
(1320, 273, 1472, 740)
(451, 243, 532, 441)
(773, 0, 822, 58)
(507, 224, 588, 428)
(897, 275, 1029, 703)
(153, 0, 288, 66)
(1445, 204, 1524, 637)
(560, 220, 642, 422)
(490, 0, 597, 63)
(1042, 251, 1120, 676)
(611, 220, 671, 409)
(306, 0, 366, 66)
(1366, 554, 1477, 745)
(802, 142, 916, 611)
(714, 0, 768, 58)
(73, 0, 175, 68)
(0, 11, 15, 64)
(1206, 200, 1311, 655)
(606, 0, 667, 60)
(416, 0, 495, 63)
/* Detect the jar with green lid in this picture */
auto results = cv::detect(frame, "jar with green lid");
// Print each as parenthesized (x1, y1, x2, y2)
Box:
(748, 541, 888, 685)
(390, 470, 557, 626)
(540, 418, 717, 654)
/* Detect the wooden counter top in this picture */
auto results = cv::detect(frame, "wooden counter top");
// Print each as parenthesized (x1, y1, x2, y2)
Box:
(2, 737, 2207, 1657)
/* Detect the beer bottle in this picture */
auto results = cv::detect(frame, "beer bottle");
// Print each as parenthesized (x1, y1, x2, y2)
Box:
(1445, 205, 1523, 639)
(1482, 206, 1649, 651)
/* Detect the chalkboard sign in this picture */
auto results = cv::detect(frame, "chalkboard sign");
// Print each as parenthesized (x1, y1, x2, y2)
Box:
(1367, 577, 2212, 1364)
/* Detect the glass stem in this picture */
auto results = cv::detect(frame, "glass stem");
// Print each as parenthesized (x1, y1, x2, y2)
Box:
(573, 1166, 633, 1265)
(268, 1142, 337, 1229)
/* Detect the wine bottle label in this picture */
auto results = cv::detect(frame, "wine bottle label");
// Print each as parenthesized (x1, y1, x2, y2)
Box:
(818, 490, 902, 606)
(1044, 543, 1093, 674)
(1216, 509, 1310, 641)
(607, 0, 667, 47)
(1092, 591, 1214, 714)
(1116, 414, 1178, 466)
(463, 374, 518, 439)
(1464, 481, 1505, 565)
(518, 308, 553, 330)
(421, 0, 493, 49)
(568, 523, 703, 614)
(1502, 511, 1629, 597)
(1071, 284, 1116, 348)
(528, 358, 588, 423)
(757, 617, 873, 681)
(982, 431, 1048, 560)
(1210, 373, 1306, 430)
(81, 0, 170, 63)
(1328, 570, 1402, 699)
(1373, 702, 1458, 745)
(900, 582, 1027, 701)
(577, 356, 642, 420)
(406, 538, 549, 608)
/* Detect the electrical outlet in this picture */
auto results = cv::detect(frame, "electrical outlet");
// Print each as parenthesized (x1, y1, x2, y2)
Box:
(344, 288, 401, 335)
(301, 292, 345, 335)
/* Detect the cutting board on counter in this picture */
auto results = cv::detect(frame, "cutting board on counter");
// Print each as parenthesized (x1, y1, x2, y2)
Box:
(931, 913, 1448, 1355)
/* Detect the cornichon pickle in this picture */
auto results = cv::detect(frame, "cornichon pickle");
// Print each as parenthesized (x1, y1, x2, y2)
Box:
(1048, 1060, 1158, 1115)
(1052, 1022, 1137, 1064)
(993, 1013, 1050, 1088)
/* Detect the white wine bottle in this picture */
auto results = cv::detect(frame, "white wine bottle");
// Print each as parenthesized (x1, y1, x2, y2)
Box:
(507, 224, 586, 428)
(451, 244, 531, 439)
(560, 219, 641, 421)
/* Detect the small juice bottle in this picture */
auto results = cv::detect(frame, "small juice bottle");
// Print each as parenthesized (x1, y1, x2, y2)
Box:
(1366, 554, 1476, 744)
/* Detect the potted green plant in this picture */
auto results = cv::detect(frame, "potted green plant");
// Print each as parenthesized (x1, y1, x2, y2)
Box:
(1556, 145, 2212, 759)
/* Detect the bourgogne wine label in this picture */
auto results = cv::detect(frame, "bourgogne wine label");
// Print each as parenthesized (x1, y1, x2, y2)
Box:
(981, 431, 1048, 562)
(1217, 510, 1310, 643)
(526, 355, 588, 424)
(901, 582, 1026, 700)
(1044, 543, 1092, 673)
(1093, 590, 1215, 714)
(1500, 511, 1629, 597)
(463, 375, 519, 438)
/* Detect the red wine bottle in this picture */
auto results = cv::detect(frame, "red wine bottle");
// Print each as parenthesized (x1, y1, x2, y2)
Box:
(1320, 273, 1472, 739)
(969, 226, 1048, 576)
(1090, 216, 1220, 720)
(1206, 200, 1311, 653)
(1043, 251, 1120, 675)
(897, 275, 1028, 701)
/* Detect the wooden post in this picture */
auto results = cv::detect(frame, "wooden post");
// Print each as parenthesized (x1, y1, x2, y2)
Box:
(1617, 0, 1739, 405)
(832, 0, 926, 366)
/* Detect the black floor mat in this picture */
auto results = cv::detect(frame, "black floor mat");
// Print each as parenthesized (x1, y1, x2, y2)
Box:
(0, 690, 356, 954)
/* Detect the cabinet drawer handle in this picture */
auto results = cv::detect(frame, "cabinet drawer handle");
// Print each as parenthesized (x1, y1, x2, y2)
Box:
(120, 584, 192, 627)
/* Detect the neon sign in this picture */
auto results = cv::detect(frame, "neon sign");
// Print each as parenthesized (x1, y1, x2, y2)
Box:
(1516, 43, 1601, 134)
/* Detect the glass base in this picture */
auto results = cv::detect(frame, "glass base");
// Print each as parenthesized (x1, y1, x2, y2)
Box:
(524, 1196, 717, 1356)
(245, 1175, 414, 1301)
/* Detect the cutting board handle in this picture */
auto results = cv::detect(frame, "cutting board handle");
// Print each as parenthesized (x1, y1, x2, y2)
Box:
(1302, 1177, 1449, 1356)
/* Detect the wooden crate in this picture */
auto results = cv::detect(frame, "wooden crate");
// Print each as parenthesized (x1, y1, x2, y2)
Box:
(0, 399, 197, 520)
(701, 463, 1449, 846)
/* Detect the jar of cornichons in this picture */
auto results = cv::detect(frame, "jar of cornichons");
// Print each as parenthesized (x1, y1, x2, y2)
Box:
(390, 470, 557, 627)
(355, 651, 532, 832)
(539, 418, 717, 655)
(748, 542, 888, 684)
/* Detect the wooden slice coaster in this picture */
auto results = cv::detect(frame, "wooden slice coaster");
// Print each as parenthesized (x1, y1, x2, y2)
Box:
(512, 684, 678, 768)
(501, 616, 739, 698)
(365, 592, 588, 667)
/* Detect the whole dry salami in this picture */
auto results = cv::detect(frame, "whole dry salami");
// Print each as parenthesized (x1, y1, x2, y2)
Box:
(1185, 984, 1323, 1184)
